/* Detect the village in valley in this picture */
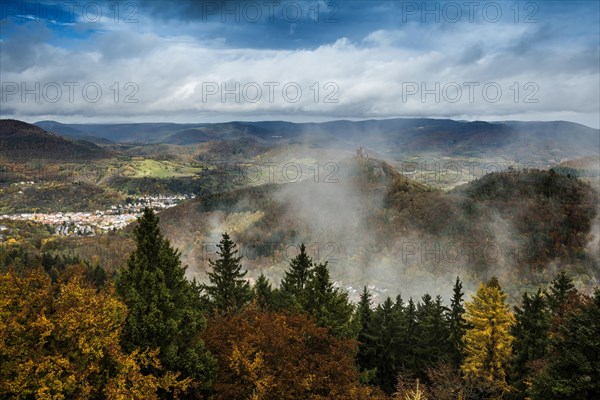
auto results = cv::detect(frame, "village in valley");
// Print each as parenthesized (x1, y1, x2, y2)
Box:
(0, 193, 195, 238)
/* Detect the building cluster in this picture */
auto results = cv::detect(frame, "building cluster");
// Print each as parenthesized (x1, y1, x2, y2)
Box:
(0, 195, 195, 237)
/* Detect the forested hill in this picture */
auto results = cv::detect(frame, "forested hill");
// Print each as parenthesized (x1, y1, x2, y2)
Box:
(157, 159, 598, 298)
(0, 119, 109, 160)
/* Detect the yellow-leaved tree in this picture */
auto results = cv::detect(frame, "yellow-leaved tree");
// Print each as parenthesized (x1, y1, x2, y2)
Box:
(461, 277, 515, 399)
(0, 267, 187, 399)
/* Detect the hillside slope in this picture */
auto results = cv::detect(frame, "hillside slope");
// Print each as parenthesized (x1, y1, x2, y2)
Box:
(1, 120, 109, 160)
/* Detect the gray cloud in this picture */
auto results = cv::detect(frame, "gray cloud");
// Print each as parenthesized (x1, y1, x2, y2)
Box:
(0, 5, 598, 128)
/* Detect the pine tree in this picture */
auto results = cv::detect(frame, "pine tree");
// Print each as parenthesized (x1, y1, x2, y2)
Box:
(304, 261, 355, 338)
(253, 272, 273, 310)
(204, 233, 252, 313)
(510, 289, 550, 399)
(116, 208, 216, 392)
(280, 243, 314, 308)
(448, 276, 467, 369)
(461, 277, 515, 399)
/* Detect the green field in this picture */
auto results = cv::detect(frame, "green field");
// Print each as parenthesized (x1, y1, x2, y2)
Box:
(124, 159, 204, 178)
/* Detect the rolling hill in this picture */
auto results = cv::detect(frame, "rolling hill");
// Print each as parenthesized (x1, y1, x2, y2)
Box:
(0, 119, 109, 161)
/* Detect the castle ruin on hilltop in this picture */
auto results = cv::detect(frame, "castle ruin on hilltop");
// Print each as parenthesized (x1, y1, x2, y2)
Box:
(356, 146, 369, 159)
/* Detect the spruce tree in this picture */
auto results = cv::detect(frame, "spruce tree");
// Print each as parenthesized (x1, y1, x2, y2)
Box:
(393, 293, 405, 315)
(546, 271, 577, 316)
(356, 286, 377, 377)
(531, 289, 600, 399)
(371, 297, 402, 394)
(116, 208, 216, 392)
(253, 272, 273, 310)
(510, 289, 550, 400)
(304, 261, 355, 338)
(461, 277, 515, 398)
(392, 294, 411, 374)
(204, 233, 252, 313)
(448, 276, 467, 369)
(401, 298, 419, 375)
(414, 294, 450, 377)
(280, 243, 314, 308)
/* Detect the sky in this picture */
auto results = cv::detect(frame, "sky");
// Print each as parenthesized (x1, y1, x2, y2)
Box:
(0, 0, 599, 127)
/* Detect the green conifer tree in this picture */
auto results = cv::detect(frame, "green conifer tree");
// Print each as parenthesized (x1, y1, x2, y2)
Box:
(414, 294, 450, 377)
(546, 271, 577, 316)
(356, 286, 377, 380)
(531, 289, 600, 399)
(372, 296, 402, 394)
(204, 233, 252, 313)
(304, 261, 355, 338)
(448, 276, 467, 369)
(253, 272, 274, 310)
(280, 243, 314, 308)
(116, 208, 216, 393)
(510, 289, 550, 399)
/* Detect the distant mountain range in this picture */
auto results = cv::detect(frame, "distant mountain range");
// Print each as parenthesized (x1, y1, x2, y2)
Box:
(1, 118, 597, 163)
(33, 118, 599, 160)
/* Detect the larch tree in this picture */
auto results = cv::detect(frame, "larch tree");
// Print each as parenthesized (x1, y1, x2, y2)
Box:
(461, 277, 515, 399)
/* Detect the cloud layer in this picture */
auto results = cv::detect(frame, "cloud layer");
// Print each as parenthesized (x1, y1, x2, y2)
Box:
(1, 0, 598, 127)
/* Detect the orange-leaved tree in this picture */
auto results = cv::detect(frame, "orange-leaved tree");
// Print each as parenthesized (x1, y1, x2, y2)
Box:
(0, 267, 187, 399)
(203, 305, 385, 400)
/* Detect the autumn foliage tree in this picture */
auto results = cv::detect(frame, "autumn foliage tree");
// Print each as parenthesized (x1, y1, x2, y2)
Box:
(203, 305, 384, 400)
(461, 277, 515, 399)
(0, 268, 185, 399)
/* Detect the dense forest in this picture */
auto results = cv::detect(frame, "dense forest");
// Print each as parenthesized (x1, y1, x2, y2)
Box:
(1, 208, 598, 399)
